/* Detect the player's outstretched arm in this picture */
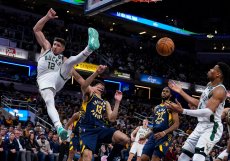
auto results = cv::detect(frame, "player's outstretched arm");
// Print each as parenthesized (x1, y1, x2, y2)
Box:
(106, 90, 123, 122)
(81, 65, 107, 94)
(168, 80, 199, 107)
(64, 112, 80, 130)
(33, 8, 57, 52)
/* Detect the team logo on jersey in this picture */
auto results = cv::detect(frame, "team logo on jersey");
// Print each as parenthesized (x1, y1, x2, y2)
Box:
(155, 108, 166, 124)
(91, 100, 106, 119)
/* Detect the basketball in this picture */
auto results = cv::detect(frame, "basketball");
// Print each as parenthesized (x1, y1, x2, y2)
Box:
(156, 37, 175, 56)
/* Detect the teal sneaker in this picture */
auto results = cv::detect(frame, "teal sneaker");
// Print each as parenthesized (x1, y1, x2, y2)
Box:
(57, 126, 68, 140)
(88, 27, 100, 51)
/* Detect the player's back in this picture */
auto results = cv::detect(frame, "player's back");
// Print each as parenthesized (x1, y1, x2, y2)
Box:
(37, 49, 64, 79)
(80, 93, 107, 128)
(197, 84, 226, 122)
(152, 104, 173, 133)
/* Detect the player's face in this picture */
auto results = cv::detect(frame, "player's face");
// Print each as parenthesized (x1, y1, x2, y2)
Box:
(161, 87, 171, 99)
(94, 83, 105, 95)
(52, 41, 65, 55)
(207, 65, 221, 80)
(143, 119, 148, 126)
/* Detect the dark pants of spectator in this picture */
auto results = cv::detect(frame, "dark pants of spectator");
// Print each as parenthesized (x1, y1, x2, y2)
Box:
(26, 151, 38, 161)
(0, 151, 5, 161)
(8, 151, 17, 161)
(38, 152, 54, 161)
(16, 150, 27, 161)
(59, 142, 69, 161)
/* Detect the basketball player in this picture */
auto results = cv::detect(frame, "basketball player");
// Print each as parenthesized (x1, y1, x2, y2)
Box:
(128, 119, 151, 161)
(74, 65, 130, 161)
(166, 62, 230, 161)
(64, 112, 82, 161)
(140, 87, 179, 161)
(215, 107, 230, 161)
(33, 8, 100, 140)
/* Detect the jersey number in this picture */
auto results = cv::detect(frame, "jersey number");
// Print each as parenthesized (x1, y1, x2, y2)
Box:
(156, 112, 164, 123)
(48, 62, 55, 70)
(96, 105, 103, 114)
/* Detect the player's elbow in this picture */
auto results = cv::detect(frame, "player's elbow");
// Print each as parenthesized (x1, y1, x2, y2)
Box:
(108, 117, 116, 122)
(33, 26, 38, 33)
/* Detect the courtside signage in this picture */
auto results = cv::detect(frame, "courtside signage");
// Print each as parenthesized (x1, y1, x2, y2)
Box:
(0, 45, 28, 59)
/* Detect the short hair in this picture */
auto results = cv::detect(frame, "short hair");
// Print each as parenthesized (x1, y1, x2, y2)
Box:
(217, 62, 230, 88)
(54, 37, 66, 47)
(91, 79, 105, 87)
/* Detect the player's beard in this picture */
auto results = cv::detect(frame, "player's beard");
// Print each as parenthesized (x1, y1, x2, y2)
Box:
(162, 96, 170, 102)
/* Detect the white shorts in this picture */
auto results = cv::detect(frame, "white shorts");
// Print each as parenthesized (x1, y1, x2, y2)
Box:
(182, 122, 223, 156)
(130, 142, 145, 157)
(37, 69, 70, 92)
(217, 149, 228, 160)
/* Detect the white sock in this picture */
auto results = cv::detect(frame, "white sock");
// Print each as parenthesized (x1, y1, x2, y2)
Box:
(178, 153, 191, 161)
(40, 88, 62, 128)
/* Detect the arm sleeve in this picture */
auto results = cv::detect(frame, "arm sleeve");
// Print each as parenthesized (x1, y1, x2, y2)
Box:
(182, 108, 213, 118)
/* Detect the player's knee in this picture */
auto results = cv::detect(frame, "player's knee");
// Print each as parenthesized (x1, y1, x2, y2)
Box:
(141, 154, 150, 161)
(192, 153, 205, 161)
(82, 149, 93, 161)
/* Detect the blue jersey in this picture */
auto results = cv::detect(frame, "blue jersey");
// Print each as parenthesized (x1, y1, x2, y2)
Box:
(152, 104, 173, 133)
(80, 93, 107, 128)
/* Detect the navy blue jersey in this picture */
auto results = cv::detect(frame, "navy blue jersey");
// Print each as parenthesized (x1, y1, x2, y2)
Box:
(152, 104, 173, 133)
(80, 93, 107, 128)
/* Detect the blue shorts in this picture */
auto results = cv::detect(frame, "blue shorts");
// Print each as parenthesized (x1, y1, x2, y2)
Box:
(142, 133, 172, 159)
(69, 135, 80, 151)
(79, 126, 116, 153)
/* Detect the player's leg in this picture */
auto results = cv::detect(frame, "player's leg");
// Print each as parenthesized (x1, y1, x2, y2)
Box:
(136, 144, 145, 161)
(81, 149, 93, 161)
(60, 28, 100, 79)
(178, 124, 201, 161)
(141, 135, 155, 161)
(128, 142, 138, 161)
(214, 149, 228, 161)
(192, 123, 223, 161)
(40, 88, 68, 140)
(112, 130, 131, 145)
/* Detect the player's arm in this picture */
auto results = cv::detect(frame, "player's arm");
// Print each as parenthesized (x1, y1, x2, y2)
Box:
(130, 126, 140, 142)
(168, 80, 199, 107)
(106, 90, 123, 122)
(221, 107, 230, 120)
(166, 87, 226, 118)
(64, 112, 80, 130)
(154, 111, 179, 140)
(33, 8, 57, 52)
(81, 65, 107, 95)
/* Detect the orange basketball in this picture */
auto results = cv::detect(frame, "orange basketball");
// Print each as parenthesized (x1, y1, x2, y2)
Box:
(156, 37, 175, 56)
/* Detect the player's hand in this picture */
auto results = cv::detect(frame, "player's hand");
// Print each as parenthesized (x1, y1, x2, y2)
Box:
(138, 136, 146, 144)
(165, 99, 183, 113)
(96, 65, 107, 74)
(46, 8, 58, 19)
(114, 90, 122, 102)
(154, 131, 166, 140)
(168, 80, 182, 94)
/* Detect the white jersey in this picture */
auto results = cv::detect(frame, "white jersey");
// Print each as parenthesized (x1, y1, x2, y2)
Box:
(37, 49, 64, 78)
(197, 83, 226, 122)
(37, 49, 65, 91)
(134, 126, 150, 142)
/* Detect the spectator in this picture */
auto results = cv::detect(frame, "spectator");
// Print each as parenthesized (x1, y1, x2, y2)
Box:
(37, 132, 54, 161)
(164, 146, 177, 161)
(4, 133, 19, 161)
(24, 116, 34, 128)
(0, 133, 5, 161)
(5, 115, 14, 127)
(50, 134, 60, 161)
(25, 131, 40, 161)
(14, 129, 26, 161)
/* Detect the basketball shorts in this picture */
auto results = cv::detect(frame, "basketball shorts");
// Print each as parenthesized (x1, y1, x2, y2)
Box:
(142, 133, 172, 158)
(69, 135, 80, 151)
(130, 142, 145, 157)
(37, 69, 70, 92)
(79, 126, 116, 153)
(182, 122, 223, 157)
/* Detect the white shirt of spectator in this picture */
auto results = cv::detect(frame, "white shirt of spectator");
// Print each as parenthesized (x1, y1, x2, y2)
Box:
(16, 138, 23, 151)
(134, 126, 150, 143)
(197, 84, 226, 122)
